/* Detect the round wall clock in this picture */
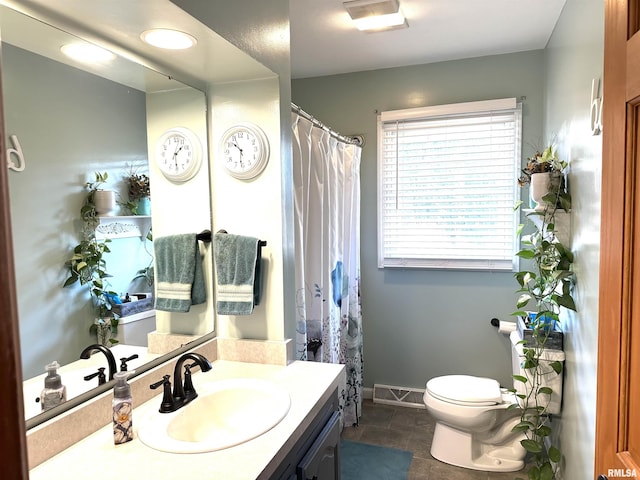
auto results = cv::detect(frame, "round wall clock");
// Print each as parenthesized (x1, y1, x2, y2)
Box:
(155, 127, 202, 182)
(220, 123, 270, 180)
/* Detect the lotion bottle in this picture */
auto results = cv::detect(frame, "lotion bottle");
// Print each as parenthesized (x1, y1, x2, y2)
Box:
(40, 361, 66, 411)
(112, 371, 134, 444)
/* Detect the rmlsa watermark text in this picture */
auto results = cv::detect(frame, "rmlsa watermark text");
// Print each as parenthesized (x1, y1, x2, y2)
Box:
(608, 468, 637, 478)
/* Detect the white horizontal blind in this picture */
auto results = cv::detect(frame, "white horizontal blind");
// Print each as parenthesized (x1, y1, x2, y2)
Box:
(377, 99, 521, 270)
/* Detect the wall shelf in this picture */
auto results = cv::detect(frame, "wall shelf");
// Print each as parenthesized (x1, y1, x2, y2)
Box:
(95, 215, 151, 240)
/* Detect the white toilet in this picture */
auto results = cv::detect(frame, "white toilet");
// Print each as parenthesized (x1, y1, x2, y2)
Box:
(423, 330, 565, 472)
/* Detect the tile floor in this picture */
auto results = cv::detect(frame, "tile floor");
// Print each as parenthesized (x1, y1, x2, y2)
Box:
(341, 399, 526, 480)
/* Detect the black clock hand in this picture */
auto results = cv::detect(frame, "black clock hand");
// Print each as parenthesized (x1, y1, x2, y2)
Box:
(232, 141, 243, 156)
(172, 145, 183, 169)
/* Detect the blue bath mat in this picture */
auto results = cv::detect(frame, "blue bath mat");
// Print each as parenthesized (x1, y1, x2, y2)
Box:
(340, 440, 413, 480)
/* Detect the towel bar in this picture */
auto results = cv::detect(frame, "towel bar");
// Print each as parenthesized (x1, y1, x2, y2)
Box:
(213, 229, 267, 247)
(196, 230, 212, 242)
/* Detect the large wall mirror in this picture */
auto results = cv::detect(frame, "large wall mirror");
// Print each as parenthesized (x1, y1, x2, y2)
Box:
(0, 0, 274, 428)
(1, 0, 276, 428)
(2, 5, 211, 424)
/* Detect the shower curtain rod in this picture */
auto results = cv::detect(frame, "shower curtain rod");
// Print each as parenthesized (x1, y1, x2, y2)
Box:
(291, 102, 362, 146)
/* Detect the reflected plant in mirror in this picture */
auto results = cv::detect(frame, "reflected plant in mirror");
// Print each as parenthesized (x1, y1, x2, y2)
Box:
(63, 171, 120, 347)
(121, 164, 151, 216)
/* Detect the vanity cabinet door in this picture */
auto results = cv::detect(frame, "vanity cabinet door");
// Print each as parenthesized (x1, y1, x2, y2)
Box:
(268, 388, 339, 480)
(296, 411, 341, 480)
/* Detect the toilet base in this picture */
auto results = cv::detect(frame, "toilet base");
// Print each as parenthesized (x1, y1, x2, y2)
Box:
(430, 422, 525, 472)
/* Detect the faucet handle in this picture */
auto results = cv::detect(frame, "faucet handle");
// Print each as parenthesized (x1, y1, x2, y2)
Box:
(119, 354, 139, 372)
(183, 363, 198, 402)
(83, 367, 106, 386)
(150, 375, 176, 413)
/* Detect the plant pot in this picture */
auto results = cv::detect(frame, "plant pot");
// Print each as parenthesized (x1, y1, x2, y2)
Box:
(94, 190, 116, 216)
(530, 172, 551, 211)
(516, 315, 564, 350)
(135, 196, 151, 216)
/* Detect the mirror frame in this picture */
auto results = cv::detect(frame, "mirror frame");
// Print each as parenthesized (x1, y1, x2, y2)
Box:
(0, 112, 28, 476)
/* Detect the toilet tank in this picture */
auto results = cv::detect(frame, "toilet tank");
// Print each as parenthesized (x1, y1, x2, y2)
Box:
(115, 309, 156, 346)
(509, 330, 565, 415)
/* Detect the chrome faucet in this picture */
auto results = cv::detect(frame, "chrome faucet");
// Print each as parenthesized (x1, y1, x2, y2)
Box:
(80, 344, 117, 381)
(150, 352, 212, 413)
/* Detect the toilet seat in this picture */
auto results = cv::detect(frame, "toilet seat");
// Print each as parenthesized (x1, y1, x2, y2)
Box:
(426, 375, 502, 406)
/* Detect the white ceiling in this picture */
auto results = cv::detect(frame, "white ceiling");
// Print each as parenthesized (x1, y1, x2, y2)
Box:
(290, 0, 567, 79)
(1, 0, 567, 85)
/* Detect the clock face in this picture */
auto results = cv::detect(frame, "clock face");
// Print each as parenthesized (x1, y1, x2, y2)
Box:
(156, 128, 202, 182)
(221, 123, 269, 180)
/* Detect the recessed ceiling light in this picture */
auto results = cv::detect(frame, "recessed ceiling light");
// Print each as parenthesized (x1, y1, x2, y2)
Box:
(60, 43, 116, 63)
(140, 29, 197, 50)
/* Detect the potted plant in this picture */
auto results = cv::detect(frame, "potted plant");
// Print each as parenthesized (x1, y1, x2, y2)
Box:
(511, 145, 576, 480)
(121, 166, 151, 216)
(518, 146, 571, 212)
(87, 171, 116, 217)
(63, 171, 119, 346)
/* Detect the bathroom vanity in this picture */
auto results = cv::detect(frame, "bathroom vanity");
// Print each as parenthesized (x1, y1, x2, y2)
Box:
(28, 356, 345, 480)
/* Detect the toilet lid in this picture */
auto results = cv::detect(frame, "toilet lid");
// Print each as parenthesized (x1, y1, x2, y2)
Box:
(426, 375, 502, 406)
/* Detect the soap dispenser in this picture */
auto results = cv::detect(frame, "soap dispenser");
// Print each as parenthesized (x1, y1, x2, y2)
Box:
(112, 371, 134, 445)
(40, 361, 67, 411)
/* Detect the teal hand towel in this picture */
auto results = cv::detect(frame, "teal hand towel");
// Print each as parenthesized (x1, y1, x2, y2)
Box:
(214, 233, 261, 315)
(155, 234, 206, 312)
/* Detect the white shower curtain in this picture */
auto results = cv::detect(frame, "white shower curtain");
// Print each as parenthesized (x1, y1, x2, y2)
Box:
(292, 112, 363, 427)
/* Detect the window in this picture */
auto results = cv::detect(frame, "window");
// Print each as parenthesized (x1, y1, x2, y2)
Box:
(377, 98, 521, 270)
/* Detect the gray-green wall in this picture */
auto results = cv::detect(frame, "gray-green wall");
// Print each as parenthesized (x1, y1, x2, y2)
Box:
(544, 1, 604, 478)
(292, 50, 546, 389)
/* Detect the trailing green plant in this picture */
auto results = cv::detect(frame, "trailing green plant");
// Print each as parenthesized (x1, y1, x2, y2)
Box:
(63, 171, 119, 345)
(132, 265, 154, 288)
(511, 146, 576, 480)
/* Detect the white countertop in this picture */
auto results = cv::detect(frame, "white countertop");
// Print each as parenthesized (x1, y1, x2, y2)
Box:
(29, 360, 345, 480)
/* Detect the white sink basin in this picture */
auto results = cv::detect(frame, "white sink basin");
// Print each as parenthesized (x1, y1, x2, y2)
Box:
(138, 378, 291, 453)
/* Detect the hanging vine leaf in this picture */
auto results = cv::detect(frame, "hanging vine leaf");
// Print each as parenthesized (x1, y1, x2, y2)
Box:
(521, 439, 543, 453)
(550, 361, 563, 374)
(540, 462, 556, 480)
(549, 445, 562, 463)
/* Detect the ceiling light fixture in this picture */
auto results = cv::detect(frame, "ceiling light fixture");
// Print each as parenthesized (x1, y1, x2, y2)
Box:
(140, 29, 197, 50)
(60, 43, 116, 63)
(343, 0, 408, 32)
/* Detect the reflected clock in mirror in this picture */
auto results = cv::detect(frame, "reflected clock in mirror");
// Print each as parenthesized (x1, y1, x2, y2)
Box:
(156, 127, 203, 182)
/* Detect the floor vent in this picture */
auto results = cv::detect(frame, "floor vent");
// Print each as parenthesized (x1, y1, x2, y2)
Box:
(372, 384, 426, 409)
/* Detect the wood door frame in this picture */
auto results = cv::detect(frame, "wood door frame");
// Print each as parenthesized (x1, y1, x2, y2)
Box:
(0, 49, 29, 477)
(595, 0, 640, 476)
